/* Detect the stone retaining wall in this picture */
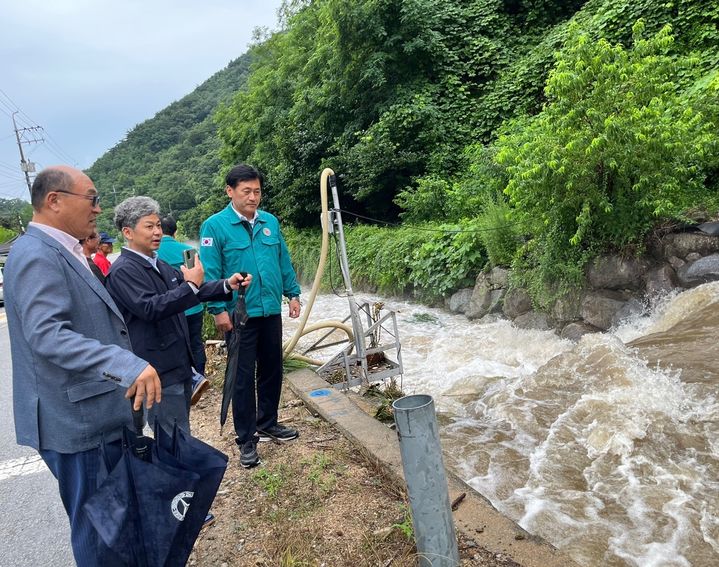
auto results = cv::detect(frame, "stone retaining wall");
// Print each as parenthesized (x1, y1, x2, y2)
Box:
(446, 230, 719, 339)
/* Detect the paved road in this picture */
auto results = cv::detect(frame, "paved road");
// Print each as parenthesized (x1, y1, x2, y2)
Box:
(0, 313, 74, 566)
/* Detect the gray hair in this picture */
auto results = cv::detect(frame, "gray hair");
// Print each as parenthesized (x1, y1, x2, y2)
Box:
(114, 196, 161, 230)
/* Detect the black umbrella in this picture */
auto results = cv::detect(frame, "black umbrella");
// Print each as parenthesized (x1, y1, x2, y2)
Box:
(84, 402, 227, 566)
(154, 421, 228, 566)
(220, 273, 249, 431)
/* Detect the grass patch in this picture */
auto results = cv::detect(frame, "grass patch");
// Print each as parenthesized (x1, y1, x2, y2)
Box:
(252, 466, 286, 498)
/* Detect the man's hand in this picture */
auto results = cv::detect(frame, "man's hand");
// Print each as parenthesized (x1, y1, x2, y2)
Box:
(180, 256, 205, 287)
(126, 364, 162, 410)
(214, 311, 233, 332)
(227, 272, 252, 290)
(289, 297, 301, 319)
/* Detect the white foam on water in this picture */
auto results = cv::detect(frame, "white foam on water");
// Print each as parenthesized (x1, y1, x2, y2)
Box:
(500, 332, 719, 565)
(614, 282, 719, 343)
(291, 290, 719, 566)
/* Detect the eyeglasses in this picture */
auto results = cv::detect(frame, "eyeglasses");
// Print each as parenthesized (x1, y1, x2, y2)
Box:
(55, 190, 101, 207)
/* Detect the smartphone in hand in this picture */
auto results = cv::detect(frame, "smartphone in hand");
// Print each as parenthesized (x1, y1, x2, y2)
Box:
(182, 249, 197, 269)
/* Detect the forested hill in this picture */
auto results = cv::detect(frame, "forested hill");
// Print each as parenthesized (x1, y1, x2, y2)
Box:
(87, 0, 718, 303)
(87, 52, 254, 235)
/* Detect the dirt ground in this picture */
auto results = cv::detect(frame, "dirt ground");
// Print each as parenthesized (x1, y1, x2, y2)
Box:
(187, 346, 520, 567)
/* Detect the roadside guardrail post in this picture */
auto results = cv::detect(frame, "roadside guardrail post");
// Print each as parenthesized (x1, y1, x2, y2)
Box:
(393, 394, 460, 566)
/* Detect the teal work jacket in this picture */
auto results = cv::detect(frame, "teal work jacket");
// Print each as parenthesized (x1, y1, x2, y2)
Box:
(199, 205, 300, 317)
(156, 235, 204, 317)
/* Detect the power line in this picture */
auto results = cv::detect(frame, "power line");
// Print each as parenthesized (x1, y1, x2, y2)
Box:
(43, 136, 78, 165)
(0, 91, 80, 186)
(0, 161, 23, 174)
(0, 98, 16, 117)
(0, 89, 21, 110)
(337, 209, 523, 234)
(0, 176, 25, 184)
(0, 174, 25, 183)
(0, 184, 30, 200)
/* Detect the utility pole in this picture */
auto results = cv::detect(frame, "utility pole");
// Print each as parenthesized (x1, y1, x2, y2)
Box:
(12, 112, 44, 197)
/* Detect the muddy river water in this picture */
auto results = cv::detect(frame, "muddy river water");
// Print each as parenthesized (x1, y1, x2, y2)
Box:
(285, 283, 719, 566)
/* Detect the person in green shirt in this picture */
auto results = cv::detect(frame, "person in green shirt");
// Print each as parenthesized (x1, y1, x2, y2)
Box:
(199, 164, 301, 469)
(157, 216, 210, 405)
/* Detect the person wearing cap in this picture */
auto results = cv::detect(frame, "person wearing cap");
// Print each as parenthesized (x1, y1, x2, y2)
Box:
(93, 231, 115, 276)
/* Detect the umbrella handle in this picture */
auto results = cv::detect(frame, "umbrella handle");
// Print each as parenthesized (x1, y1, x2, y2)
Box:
(128, 397, 151, 462)
(238, 271, 248, 298)
(131, 397, 144, 437)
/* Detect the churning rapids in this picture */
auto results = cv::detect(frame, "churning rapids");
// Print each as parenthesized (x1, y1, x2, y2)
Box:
(285, 282, 719, 567)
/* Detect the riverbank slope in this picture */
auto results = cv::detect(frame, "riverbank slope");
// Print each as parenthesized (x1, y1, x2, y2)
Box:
(187, 347, 576, 566)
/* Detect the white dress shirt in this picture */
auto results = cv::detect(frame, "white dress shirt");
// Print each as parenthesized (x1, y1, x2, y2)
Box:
(29, 222, 92, 272)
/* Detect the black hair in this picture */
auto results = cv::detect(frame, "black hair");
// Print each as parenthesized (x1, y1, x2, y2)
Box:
(31, 168, 72, 210)
(225, 164, 262, 189)
(161, 216, 177, 236)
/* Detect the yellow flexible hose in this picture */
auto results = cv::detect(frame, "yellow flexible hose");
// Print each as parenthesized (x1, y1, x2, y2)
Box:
(284, 352, 324, 366)
(282, 168, 352, 365)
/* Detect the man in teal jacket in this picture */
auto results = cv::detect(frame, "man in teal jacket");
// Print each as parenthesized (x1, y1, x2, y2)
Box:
(157, 216, 210, 405)
(199, 164, 301, 468)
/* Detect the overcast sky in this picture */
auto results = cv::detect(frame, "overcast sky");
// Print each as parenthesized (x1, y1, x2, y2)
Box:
(0, 0, 283, 201)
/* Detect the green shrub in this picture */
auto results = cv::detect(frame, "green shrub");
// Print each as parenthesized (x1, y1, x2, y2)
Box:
(394, 175, 453, 223)
(0, 227, 17, 244)
(475, 192, 521, 267)
(496, 21, 719, 302)
(284, 222, 486, 301)
(408, 221, 486, 301)
(201, 310, 223, 342)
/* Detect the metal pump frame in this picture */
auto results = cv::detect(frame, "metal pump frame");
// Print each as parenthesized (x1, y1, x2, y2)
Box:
(311, 174, 404, 390)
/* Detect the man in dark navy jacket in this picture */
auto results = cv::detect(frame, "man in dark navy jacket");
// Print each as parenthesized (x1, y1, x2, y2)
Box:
(106, 196, 250, 432)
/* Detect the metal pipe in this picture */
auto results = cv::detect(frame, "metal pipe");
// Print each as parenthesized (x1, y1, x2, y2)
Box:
(393, 394, 459, 566)
(328, 174, 367, 369)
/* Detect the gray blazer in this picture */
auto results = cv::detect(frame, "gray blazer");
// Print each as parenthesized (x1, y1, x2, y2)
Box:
(5, 226, 149, 453)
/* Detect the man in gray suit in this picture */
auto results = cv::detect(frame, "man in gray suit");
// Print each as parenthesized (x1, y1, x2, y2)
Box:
(4, 165, 162, 566)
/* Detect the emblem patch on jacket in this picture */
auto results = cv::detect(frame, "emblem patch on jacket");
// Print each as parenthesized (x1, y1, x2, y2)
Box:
(201, 237, 213, 246)
(263, 228, 271, 236)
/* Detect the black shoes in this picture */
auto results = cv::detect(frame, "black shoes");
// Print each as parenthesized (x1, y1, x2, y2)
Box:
(238, 425, 298, 468)
(257, 424, 299, 443)
(239, 437, 261, 468)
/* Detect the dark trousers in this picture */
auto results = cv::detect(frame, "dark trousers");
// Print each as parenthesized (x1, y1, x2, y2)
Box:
(40, 441, 123, 567)
(228, 314, 283, 443)
(185, 311, 206, 376)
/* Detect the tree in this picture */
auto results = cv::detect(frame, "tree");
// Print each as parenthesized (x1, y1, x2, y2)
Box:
(497, 22, 719, 299)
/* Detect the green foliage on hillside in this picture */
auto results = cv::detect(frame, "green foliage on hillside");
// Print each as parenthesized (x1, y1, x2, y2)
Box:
(497, 21, 719, 304)
(284, 222, 485, 302)
(0, 197, 31, 235)
(217, 0, 587, 226)
(0, 226, 16, 244)
(86, 0, 719, 303)
(86, 52, 255, 237)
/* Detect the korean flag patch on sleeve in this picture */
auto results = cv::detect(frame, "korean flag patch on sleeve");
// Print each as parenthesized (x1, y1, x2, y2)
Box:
(201, 237, 214, 247)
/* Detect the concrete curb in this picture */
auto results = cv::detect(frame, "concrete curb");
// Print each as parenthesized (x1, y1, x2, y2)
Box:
(286, 368, 578, 567)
